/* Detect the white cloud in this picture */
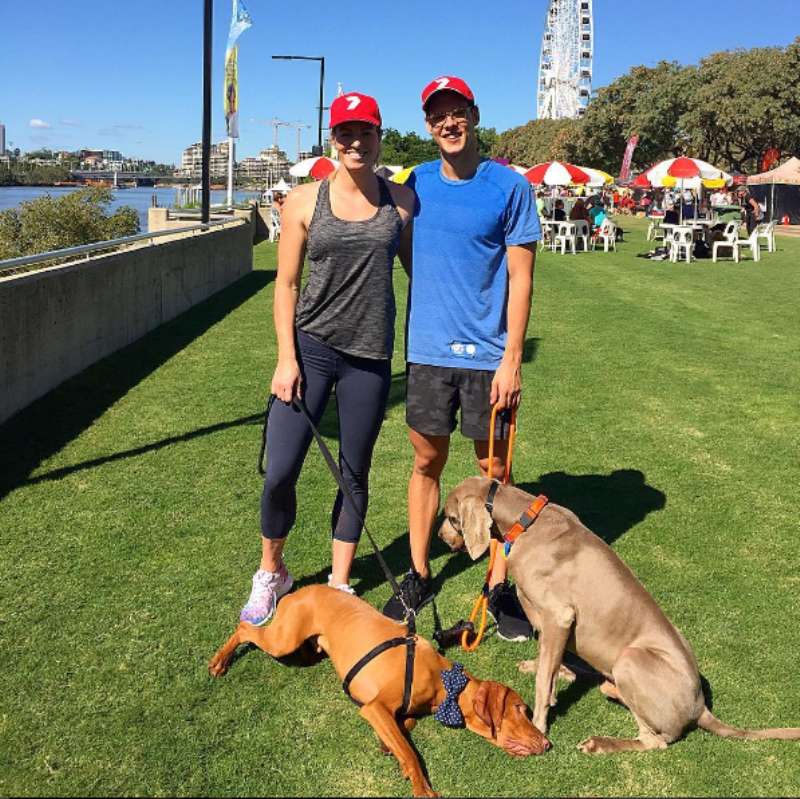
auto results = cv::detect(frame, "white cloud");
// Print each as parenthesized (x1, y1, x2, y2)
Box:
(29, 118, 52, 129)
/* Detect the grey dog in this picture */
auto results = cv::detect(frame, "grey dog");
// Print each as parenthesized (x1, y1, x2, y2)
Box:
(439, 476, 800, 753)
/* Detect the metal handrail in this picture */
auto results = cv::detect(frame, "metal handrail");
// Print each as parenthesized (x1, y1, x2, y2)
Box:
(0, 217, 241, 275)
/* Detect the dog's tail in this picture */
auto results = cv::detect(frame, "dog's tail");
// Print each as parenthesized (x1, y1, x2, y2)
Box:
(697, 707, 800, 740)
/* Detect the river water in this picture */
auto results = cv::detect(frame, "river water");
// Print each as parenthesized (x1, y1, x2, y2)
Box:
(0, 186, 262, 231)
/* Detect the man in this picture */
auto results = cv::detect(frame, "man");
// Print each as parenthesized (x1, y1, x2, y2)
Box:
(383, 76, 541, 641)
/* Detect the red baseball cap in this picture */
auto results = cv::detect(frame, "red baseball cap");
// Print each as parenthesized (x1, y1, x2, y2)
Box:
(329, 92, 382, 129)
(421, 76, 475, 110)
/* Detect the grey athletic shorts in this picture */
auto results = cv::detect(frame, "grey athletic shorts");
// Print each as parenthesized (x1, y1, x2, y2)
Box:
(406, 363, 511, 440)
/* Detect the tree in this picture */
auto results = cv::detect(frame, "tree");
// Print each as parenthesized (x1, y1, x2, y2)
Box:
(679, 40, 800, 173)
(0, 187, 139, 260)
(566, 61, 697, 174)
(380, 129, 439, 166)
(492, 119, 580, 166)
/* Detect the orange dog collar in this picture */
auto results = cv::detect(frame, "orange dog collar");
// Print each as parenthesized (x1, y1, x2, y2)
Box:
(503, 495, 548, 556)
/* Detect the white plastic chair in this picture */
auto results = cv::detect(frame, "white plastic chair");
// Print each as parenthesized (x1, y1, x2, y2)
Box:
(669, 226, 694, 263)
(592, 219, 617, 252)
(754, 221, 776, 253)
(712, 222, 740, 262)
(269, 207, 282, 243)
(648, 220, 666, 243)
(573, 220, 590, 251)
(733, 230, 761, 263)
(555, 222, 577, 255)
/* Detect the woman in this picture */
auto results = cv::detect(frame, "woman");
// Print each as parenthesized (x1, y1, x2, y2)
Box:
(240, 92, 415, 625)
(569, 197, 591, 223)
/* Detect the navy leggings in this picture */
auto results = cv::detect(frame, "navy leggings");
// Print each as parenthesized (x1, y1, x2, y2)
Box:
(261, 330, 391, 543)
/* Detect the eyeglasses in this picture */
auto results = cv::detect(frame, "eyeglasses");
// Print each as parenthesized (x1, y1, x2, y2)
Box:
(426, 107, 471, 129)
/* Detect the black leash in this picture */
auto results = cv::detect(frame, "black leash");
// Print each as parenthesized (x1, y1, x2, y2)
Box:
(258, 393, 474, 652)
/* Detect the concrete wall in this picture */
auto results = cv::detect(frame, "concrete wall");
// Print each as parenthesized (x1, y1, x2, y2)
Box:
(0, 220, 252, 425)
(148, 206, 257, 240)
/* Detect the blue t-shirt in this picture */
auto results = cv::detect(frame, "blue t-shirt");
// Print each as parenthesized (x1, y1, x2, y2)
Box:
(406, 159, 541, 370)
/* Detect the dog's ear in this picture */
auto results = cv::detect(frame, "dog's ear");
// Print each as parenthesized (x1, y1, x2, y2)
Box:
(472, 680, 509, 739)
(460, 495, 492, 560)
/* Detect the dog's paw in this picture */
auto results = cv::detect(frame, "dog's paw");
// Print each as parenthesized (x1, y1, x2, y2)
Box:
(208, 652, 229, 678)
(518, 658, 538, 673)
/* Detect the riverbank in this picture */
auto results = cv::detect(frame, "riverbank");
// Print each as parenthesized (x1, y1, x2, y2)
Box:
(0, 186, 262, 231)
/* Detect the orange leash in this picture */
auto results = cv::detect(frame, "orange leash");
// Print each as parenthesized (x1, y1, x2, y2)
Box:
(461, 404, 517, 652)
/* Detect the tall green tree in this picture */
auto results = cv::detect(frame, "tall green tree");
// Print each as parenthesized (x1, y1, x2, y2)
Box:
(380, 129, 439, 167)
(568, 61, 698, 174)
(380, 126, 500, 167)
(679, 40, 800, 173)
(492, 119, 579, 166)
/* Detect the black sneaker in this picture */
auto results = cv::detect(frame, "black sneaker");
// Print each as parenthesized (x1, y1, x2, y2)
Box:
(382, 569, 434, 621)
(487, 581, 534, 642)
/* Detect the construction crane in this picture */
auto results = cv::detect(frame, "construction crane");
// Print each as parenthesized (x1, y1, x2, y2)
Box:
(254, 117, 292, 149)
(284, 121, 311, 161)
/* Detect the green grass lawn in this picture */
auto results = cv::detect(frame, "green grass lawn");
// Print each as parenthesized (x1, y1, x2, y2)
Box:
(2, 218, 799, 797)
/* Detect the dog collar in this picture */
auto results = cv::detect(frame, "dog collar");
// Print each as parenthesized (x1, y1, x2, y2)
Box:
(434, 662, 468, 728)
(503, 495, 549, 558)
(485, 479, 502, 515)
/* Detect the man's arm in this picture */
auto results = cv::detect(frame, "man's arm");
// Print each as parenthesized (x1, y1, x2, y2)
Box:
(491, 243, 536, 409)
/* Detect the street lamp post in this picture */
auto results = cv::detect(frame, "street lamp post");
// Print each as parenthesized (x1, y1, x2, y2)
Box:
(201, 0, 213, 223)
(271, 55, 325, 156)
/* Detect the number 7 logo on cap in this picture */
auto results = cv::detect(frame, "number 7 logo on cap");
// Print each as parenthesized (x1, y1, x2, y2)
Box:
(435, 78, 450, 89)
(345, 95, 361, 110)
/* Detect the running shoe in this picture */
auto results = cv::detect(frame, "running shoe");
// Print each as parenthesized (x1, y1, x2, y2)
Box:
(487, 581, 534, 642)
(327, 575, 356, 595)
(239, 565, 294, 626)
(382, 569, 434, 621)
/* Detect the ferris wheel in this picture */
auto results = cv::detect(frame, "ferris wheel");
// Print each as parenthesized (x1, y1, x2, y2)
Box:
(536, 0, 593, 119)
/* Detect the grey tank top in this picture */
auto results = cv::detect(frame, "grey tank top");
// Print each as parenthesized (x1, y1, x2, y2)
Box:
(295, 177, 402, 360)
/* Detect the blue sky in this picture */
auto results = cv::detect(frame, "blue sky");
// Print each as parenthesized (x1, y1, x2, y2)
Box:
(1, 0, 797, 164)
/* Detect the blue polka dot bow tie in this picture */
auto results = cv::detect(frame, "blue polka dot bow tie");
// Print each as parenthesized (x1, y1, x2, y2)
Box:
(434, 661, 469, 728)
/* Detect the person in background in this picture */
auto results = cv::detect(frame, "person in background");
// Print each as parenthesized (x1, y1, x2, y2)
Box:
(536, 190, 548, 218)
(553, 198, 566, 221)
(569, 197, 591, 225)
(663, 203, 680, 225)
(587, 197, 606, 228)
(238, 92, 415, 626)
(738, 188, 762, 235)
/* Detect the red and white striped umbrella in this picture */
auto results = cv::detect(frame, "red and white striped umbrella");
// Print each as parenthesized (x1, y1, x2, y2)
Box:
(524, 161, 591, 186)
(289, 156, 339, 180)
(646, 156, 731, 187)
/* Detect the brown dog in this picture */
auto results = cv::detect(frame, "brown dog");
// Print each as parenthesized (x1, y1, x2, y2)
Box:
(209, 584, 548, 797)
(439, 476, 800, 753)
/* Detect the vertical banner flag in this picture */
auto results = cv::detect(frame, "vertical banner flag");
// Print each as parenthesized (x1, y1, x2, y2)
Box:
(619, 134, 639, 183)
(761, 147, 780, 173)
(224, 0, 252, 138)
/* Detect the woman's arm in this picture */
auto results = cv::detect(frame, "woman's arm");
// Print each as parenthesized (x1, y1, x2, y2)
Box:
(271, 185, 314, 402)
(388, 181, 416, 276)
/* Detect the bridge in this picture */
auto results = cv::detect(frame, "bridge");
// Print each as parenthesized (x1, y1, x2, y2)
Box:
(70, 170, 180, 187)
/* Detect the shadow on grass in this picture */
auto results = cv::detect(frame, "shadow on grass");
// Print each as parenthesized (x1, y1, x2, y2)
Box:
(517, 468, 666, 547)
(21, 412, 265, 487)
(0, 270, 274, 501)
